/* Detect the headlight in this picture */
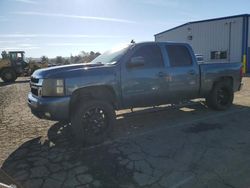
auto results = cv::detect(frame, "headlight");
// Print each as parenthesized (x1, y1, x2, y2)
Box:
(42, 79, 65, 96)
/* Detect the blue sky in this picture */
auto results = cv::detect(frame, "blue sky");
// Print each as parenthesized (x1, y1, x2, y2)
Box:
(0, 0, 249, 58)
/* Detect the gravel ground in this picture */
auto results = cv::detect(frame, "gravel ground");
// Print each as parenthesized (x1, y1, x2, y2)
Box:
(0, 76, 250, 188)
(0, 78, 54, 165)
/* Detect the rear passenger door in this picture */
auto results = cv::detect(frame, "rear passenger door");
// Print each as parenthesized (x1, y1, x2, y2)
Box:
(121, 44, 167, 108)
(164, 44, 200, 100)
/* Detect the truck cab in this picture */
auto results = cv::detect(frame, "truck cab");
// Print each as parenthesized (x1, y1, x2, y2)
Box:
(120, 42, 200, 107)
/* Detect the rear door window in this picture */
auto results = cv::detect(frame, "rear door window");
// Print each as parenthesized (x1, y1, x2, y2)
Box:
(166, 45, 193, 67)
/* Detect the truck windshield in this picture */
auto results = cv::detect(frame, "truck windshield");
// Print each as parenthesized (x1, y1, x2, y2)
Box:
(90, 45, 129, 65)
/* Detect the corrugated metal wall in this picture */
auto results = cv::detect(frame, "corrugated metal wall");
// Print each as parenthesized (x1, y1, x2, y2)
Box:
(155, 17, 243, 63)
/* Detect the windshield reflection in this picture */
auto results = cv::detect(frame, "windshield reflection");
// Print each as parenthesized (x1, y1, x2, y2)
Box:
(90, 44, 130, 65)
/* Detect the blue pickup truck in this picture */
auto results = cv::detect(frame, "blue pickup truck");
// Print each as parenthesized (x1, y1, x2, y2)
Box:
(28, 42, 243, 144)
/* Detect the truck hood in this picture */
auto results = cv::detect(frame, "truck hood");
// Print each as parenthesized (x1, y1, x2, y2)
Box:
(32, 63, 113, 79)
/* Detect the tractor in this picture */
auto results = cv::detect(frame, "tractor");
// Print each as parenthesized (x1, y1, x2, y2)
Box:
(0, 51, 28, 82)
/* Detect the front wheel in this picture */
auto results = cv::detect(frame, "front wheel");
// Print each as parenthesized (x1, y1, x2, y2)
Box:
(71, 100, 116, 145)
(1, 68, 17, 83)
(206, 81, 234, 110)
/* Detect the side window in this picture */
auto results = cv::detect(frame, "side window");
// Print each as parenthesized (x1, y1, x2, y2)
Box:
(166, 45, 192, 67)
(10, 53, 16, 60)
(17, 53, 22, 58)
(130, 44, 164, 68)
(211, 51, 227, 59)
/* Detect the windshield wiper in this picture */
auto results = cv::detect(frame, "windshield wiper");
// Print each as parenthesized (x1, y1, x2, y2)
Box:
(83, 62, 105, 67)
(94, 62, 104, 65)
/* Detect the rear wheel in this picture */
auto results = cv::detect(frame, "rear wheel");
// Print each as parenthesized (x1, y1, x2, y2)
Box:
(71, 100, 116, 145)
(1, 68, 17, 83)
(206, 81, 234, 110)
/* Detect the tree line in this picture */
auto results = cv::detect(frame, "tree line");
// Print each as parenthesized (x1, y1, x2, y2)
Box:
(40, 51, 101, 66)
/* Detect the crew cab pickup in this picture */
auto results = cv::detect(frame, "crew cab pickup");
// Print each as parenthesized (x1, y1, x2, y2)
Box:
(28, 42, 243, 144)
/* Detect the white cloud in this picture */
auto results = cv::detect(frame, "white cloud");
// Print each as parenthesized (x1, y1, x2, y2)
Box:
(0, 40, 17, 43)
(142, 0, 180, 7)
(14, 0, 37, 4)
(0, 46, 40, 50)
(19, 43, 34, 47)
(13, 11, 135, 23)
(47, 43, 103, 46)
(0, 34, 126, 38)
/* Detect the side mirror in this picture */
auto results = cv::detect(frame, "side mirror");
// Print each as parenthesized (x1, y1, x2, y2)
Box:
(127, 56, 145, 68)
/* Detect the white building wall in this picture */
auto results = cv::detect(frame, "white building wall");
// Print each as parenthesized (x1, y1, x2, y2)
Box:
(155, 17, 243, 63)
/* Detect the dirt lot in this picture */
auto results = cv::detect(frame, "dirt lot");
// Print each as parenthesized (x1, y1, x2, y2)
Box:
(0, 76, 250, 188)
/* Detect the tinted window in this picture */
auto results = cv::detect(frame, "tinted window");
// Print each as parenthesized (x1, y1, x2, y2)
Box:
(10, 53, 17, 60)
(166, 45, 192, 67)
(130, 44, 164, 68)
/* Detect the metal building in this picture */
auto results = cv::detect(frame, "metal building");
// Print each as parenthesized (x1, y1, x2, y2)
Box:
(155, 14, 250, 73)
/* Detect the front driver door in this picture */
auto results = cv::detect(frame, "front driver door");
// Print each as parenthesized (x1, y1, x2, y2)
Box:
(121, 44, 167, 108)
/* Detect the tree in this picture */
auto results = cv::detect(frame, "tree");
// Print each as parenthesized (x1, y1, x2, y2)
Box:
(74, 56, 81, 63)
(41, 56, 48, 64)
(1, 51, 8, 59)
(56, 56, 63, 65)
(64, 59, 70, 65)
(83, 51, 101, 63)
(95, 52, 101, 57)
(80, 51, 88, 57)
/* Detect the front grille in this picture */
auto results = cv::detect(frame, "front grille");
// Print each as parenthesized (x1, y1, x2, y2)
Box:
(31, 87, 38, 96)
(31, 77, 39, 83)
(30, 77, 42, 96)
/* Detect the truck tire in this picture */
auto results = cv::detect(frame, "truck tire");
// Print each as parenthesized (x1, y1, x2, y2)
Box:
(1, 68, 17, 83)
(206, 81, 234, 110)
(70, 99, 116, 145)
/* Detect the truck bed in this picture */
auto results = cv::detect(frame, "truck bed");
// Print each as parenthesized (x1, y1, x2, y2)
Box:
(199, 62, 242, 96)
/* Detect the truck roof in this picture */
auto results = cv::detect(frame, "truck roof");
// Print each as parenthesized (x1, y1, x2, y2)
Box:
(130, 41, 192, 50)
(135, 41, 190, 45)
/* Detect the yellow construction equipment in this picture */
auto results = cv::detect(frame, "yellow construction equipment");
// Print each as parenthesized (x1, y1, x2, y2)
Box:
(0, 51, 48, 82)
(0, 51, 28, 82)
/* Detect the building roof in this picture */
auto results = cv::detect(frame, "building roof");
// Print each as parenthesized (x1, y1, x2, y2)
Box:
(155, 14, 250, 36)
(8, 51, 25, 53)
